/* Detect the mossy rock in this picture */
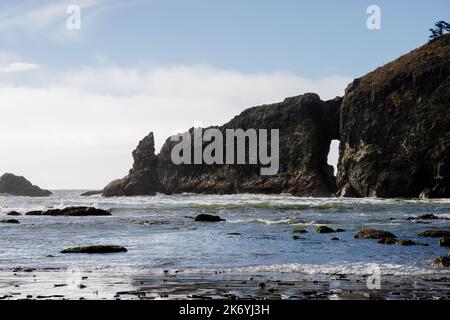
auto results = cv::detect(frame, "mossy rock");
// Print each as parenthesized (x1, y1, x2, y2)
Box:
(61, 245, 127, 254)
(335, 228, 346, 232)
(354, 229, 397, 239)
(433, 255, 450, 267)
(378, 237, 397, 245)
(293, 227, 308, 234)
(378, 238, 428, 246)
(316, 226, 335, 233)
(418, 230, 450, 238)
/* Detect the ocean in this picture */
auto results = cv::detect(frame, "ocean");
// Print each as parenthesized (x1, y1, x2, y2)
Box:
(1, 191, 449, 278)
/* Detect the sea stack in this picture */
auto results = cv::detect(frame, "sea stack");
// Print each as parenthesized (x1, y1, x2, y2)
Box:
(0, 173, 52, 197)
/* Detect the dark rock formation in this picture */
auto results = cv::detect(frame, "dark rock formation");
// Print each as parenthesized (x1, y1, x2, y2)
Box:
(61, 245, 127, 254)
(103, 133, 163, 197)
(377, 238, 428, 246)
(6, 211, 21, 216)
(337, 34, 450, 198)
(194, 214, 225, 222)
(439, 237, 450, 247)
(433, 255, 450, 267)
(0, 173, 52, 197)
(80, 191, 102, 197)
(103, 94, 341, 197)
(0, 219, 20, 224)
(354, 229, 397, 239)
(417, 229, 450, 238)
(316, 226, 335, 233)
(25, 206, 111, 216)
(406, 214, 450, 221)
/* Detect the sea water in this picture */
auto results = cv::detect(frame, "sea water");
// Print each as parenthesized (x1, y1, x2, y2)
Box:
(0, 191, 449, 277)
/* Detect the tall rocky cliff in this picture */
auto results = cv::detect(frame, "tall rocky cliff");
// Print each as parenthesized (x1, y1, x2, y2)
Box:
(103, 93, 341, 197)
(103, 34, 450, 199)
(337, 34, 450, 198)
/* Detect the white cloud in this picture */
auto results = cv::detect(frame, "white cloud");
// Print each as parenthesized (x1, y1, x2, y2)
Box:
(0, 65, 351, 189)
(0, 62, 42, 73)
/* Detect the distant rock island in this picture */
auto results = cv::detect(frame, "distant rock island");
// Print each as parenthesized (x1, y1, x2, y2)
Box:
(102, 34, 448, 198)
(0, 173, 52, 197)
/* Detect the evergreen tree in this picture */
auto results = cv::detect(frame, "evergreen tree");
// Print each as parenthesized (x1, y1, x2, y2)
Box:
(429, 21, 450, 41)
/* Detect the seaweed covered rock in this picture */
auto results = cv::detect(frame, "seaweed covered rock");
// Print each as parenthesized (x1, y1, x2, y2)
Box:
(417, 229, 450, 238)
(354, 229, 397, 239)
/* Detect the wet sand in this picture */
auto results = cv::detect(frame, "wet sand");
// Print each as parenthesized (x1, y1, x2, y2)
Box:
(0, 268, 449, 300)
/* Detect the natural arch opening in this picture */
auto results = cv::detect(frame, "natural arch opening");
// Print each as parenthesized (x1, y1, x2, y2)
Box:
(327, 139, 340, 176)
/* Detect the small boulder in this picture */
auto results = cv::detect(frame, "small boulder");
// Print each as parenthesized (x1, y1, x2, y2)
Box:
(438, 237, 450, 247)
(433, 255, 450, 268)
(293, 227, 308, 234)
(316, 226, 335, 233)
(0, 219, 20, 224)
(194, 214, 225, 222)
(6, 211, 21, 216)
(61, 245, 127, 254)
(417, 230, 450, 238)
(330, 237, 339, 241)
(395, 239, 428, 246)
(378, 238, 397, 245)
(354, 229, 397, 239)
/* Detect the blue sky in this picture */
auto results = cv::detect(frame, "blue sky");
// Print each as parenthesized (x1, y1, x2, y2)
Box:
(1, 0, 448, 77)
(0, 0, 448, 189)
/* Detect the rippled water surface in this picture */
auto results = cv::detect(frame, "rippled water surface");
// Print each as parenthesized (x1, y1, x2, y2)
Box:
(1, 191, 449, 276)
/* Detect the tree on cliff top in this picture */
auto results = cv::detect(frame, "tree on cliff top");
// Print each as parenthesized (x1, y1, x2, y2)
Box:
(429, 21, 450, 41)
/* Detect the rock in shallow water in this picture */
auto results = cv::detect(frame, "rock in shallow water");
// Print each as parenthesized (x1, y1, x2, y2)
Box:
(316, 226, 335, 233)
(0, 219, 20, 224)
(194, 214, 225, 222)
(417, 230, 450, 238)
(25, 206, 111, 216)
(438, 237, 450, 247)
(433, 255, 450, 268)
(354, 229, 397, 239)
(61, 245, 127, 254)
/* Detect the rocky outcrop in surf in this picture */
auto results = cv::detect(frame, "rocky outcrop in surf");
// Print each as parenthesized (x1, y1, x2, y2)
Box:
(0, 173, 52, 197)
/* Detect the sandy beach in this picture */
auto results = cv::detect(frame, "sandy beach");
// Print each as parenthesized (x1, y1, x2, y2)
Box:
(1, 268, 449, 300)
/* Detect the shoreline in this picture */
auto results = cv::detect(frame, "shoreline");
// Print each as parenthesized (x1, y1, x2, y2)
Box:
(1, 268, 449, 300)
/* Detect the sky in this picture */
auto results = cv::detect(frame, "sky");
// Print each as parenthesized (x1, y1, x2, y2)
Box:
(0, 0, 448, 189)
